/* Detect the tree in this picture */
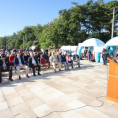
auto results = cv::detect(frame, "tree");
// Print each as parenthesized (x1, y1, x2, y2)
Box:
(7, 33, 19, 49)
(20, 44, 23, 49)
(23, 26, 36, 42)
(33, 41, 39, 46)
(15, 39, 22, 49)
(26, 41, 33, 48)
(0, 37, 8, 49)
(32, 24, 43, 41)
(104, 1, 118, 34)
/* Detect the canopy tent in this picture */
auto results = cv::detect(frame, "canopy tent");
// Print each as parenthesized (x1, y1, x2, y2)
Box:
(77, 38, 105, 62)
(104, 36, 118, 47)
(104, 36, 118, 57)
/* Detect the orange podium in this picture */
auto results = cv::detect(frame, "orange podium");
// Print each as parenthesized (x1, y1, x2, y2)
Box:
(107, 57, 118, 103)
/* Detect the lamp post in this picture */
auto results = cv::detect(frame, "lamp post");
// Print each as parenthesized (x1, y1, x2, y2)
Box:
(23, 35, 24, 49)
(111, 9, 115, 39)
(6, 40, 7, 50)
(111, 9, 118, 38)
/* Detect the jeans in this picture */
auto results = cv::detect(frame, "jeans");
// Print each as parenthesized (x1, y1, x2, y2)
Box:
(88, 53, 92, 61)
(66, 62, 69, 68)
(103, 56, 107, 65)
(61, 62, 69, 69)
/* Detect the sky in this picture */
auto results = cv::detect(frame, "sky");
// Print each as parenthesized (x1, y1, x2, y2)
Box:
(0, 0, 112, 37)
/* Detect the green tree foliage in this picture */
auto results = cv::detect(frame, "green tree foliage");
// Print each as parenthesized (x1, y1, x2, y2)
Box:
(0, 37, 7, 49)
(14, 39, 23, 49)
(0, 0, 118, 49)
(33, 41, 39, 46)
(7, 33, 19, 49)
(26, 41, 33, 48)
(20, 44, 23, 49)
(104, 1, 118, 33)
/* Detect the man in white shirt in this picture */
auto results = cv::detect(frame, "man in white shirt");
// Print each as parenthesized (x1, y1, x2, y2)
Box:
(49, 52, 61, 73)
(28, 53, 41, 76)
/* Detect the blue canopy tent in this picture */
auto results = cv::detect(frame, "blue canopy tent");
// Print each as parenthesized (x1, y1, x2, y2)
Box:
(77, 38, 105, 62)
(104, 36, 118, 57)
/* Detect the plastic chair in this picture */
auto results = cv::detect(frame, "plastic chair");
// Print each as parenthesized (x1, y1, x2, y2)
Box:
(40, 58, 49, 70)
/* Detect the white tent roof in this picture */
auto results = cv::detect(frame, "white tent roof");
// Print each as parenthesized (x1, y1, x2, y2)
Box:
(60, 46, 78, 50)
(80, 38, 105, 47)
(104, 36, 118, 46)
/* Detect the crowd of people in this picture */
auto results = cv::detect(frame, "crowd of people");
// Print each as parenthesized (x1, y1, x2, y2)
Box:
(0, 49, 80, 83)
(0, 47, 117, 84)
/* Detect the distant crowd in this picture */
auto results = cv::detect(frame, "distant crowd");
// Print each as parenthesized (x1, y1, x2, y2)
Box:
(0, 48, 80, 84)
(1, 47, 115, 84)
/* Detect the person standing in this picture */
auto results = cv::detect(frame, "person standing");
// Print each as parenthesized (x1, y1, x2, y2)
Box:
(102, 48, 108, 65)
(14, 52, 30, 80)
(0, 54, 13, 83)
(28, 53, 41, 76)
(69, 49, 72, 56)
(87, 49, 92, 62)
(84, 49, 87, 58)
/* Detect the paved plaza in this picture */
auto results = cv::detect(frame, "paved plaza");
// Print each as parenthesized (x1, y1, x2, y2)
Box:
(0, 60, 118, 118)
